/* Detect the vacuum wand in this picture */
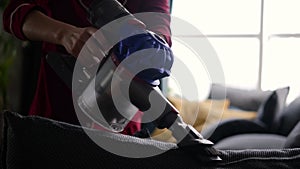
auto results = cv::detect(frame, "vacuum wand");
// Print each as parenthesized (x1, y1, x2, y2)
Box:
(129, 78, 221, 162)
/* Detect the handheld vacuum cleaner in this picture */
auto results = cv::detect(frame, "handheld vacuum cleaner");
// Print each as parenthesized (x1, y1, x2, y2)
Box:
(52, 0, 221, 162)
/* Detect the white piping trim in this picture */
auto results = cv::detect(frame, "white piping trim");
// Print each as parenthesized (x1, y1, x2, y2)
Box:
(10, 3, 31, 37)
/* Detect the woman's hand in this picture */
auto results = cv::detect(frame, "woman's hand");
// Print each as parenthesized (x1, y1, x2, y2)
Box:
(60, 26, 112, 70)
(59, 26, 97, 57)
(22, 10, 108, 68)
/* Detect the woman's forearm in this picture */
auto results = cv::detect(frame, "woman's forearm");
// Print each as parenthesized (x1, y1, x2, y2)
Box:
(22, 10, 75, 45)
(22, 10, 97, 57)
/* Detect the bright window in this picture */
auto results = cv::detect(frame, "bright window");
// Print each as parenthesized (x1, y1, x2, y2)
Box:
(169, 0, 300, 103)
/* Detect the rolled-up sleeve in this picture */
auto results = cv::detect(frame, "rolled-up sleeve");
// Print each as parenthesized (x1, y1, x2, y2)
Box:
(138, 0, 172, 46)
(3, 0, 50, 40)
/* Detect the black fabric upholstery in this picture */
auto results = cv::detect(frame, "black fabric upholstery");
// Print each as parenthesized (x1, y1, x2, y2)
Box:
(218, 149, 300, 169)
(1, 111, 300, 169)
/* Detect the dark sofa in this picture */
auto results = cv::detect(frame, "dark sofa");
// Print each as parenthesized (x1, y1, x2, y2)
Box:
(203, 84, 300, 150)
(1, 111, 300, 169)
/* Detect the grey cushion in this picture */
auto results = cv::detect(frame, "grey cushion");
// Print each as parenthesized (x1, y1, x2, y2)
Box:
(255, 91, 278, 129)
(270, 87, 290, 132)
(208, 83, 272, 111)
(253, 87, 289, 131)
(214, 134, 286, 150)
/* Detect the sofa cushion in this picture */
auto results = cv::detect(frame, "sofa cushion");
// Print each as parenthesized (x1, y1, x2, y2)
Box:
(0, 111, 182, 169)
(214, 134, 286, 150)
(202, 119, 268, 143)
(271, 87, 290, 132)
(255, 91, 277, 129)
(255, 87, 289, 131)
(208, 83, 272, 111)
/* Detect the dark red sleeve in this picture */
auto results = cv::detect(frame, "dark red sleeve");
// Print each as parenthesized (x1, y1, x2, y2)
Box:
(138, 0, 172, 46)
(2, 0, 50, 40)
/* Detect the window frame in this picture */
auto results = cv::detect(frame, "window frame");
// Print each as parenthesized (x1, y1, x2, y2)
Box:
(171, 0, 300, 91)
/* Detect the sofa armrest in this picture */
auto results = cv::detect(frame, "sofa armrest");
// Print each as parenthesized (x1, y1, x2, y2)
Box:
(202, 119, 269, 143)
(1, 111, 300, 169)
(284, 121, 300, 148)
